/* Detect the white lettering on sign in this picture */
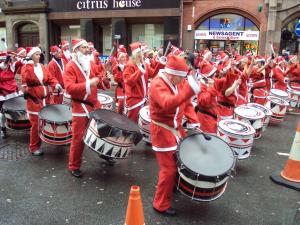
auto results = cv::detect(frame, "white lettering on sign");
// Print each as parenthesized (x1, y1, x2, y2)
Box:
(194, 30, 259, 41)
(76, 0, 142, 10)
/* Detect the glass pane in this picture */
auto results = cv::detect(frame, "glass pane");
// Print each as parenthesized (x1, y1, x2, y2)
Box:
(210, 14, 244, 30)
(245, 19, 258, 31)
(19, 23, 39, 33)
(132, 24, 164, 49)
(197, 19, 209, 30)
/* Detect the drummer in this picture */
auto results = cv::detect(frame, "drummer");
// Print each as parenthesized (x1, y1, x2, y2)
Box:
(63, 39, 113, 178)
(22, 47, 61, 156)
(47, 45, 67, 104)
(287, 55, 300, 90)
(272, 56, 288, 91)
(149, 55, 200, 216)
(0, 51, 21, 138)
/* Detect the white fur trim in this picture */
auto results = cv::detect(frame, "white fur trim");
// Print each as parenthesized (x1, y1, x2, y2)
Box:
(204, 51, 212, 59)
(152, 145, 178, 152)
(165, 67, 187, 77)
(27, 47, 41, 58)
(86, 79, 91, 96)
(0, 56, 6, 60)
(187, 75, 201, 94)
(17, 49, 26, 56)
(73, 40, 88, 51)
(132, 47, 141, 55)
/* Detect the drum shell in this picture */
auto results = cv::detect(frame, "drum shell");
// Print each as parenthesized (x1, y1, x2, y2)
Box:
(266, 96, 289, 124)
(247, 103, 272, 132)
(138, 106, 151, 144)
(217, 123, 254, 160)
(287, 87, 300, 109)
(176, 134, 234, 202)
(63, 93, 72, 106)
(83, 118, 133, 159)
(98, 94, 114, 110)
(270, 89, 289, 101)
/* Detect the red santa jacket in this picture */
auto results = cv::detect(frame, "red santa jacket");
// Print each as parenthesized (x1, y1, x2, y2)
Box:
(251, 67, 266, 89)
(149, 73, 200, 151)
(62, 50, 71, 63)
(0, 63, 19, 101)
(47, 58, 67, 89)
(199, 60, 217, 77)
(197, 82, 219, 133)
(63, 59, 107, 117)
(272, 66, 288, 91)
(23, 62, 58, 114)
(288, 63, 300, 84)
(112, 63, 125, 99)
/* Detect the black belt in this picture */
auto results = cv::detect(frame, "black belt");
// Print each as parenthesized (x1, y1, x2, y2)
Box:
(195, 106, 218, 120)
(250, 86, 266, 93)
(27, 84, 45, 87)
(218, 101, 234, 108)
(24, 92, 47, 104)
(72, 98, 94, 108)
(290, 80, 300, 84)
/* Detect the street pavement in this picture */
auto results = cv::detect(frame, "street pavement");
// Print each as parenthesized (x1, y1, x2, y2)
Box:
(0, 92, 299, 225)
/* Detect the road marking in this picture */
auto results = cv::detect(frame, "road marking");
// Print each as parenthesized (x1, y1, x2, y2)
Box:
(277, 152, 290, 156)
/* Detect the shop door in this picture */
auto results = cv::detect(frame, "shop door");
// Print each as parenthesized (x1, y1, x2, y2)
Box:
(18, 23, 39, 47)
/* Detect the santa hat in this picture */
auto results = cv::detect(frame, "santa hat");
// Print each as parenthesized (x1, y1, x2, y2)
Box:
(164, 55, 188, 77)
(171, 47, 185, 57)
(245, 50, 252, 57)
(255, 55, 265, 63)
(50, 45, 61, 55)
(203, 49, 212, 59)
(130, 42, 142, 56)
(0, 51, 7, 60)
(276, 56, 285, 65)
(60, 40, 69, 48)
(88, 42, 94, 49)
(118, 45, 127, 54)
(16, 47, 26, 56)
(72, 39, 88, 51)
(235, 54, 247, 64)
(141, 44, 150, 54)
(117, 51, 127, 60)
(26, 47, 41, 58)
(288, 55, 297, 63)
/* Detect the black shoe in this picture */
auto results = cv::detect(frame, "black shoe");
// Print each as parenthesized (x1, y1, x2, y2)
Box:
(31, 149, 44, 156)
(70, 169, 83, 178)
(0, 127, 7, 139)
(99, 155, 116, 166)
(153, 207, 177, 216)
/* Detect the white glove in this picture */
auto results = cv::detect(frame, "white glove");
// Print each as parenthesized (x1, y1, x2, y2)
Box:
(55, 84, 63, 91)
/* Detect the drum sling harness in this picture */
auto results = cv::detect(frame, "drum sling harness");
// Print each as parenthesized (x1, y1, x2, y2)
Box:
(152, 120, 182, 139)
(217, 101, 234, 108)
(194, 106, 218, 120)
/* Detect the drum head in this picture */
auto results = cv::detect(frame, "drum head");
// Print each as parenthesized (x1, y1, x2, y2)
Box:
(98, 94, 113, 104)
(247, 103, 272, 116)
(39, 104, 72, 122)
(235, 105, 265, 119)
(267, 96, 289, 106)
(2, 96, 26, 111)
(271, 89, 288, 97)
(139, 106, 151, 122)
(218, 119, 255, 136)
(178, 134, 235, 177)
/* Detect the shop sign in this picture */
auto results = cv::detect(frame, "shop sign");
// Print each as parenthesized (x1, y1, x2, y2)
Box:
(194, 30, 259, 41)
(295, 23, 300, 37)
(48, 0, 180, 12)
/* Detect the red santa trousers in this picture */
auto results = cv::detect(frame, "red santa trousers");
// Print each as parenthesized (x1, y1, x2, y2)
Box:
(153, 151, 177, 211)
(68, 116, 89, 171)
(116, 98, 124, 114)
(28, 114, 41, 152)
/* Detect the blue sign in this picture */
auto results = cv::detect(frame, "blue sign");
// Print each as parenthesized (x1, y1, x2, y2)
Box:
(295, 23, 300, 37)
(99, 55, 109, 64)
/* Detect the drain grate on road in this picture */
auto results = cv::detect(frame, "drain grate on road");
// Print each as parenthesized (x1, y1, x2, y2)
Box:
(0, 144, 29, 161)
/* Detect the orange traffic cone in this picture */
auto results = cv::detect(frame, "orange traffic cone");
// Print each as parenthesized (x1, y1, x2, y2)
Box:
(270, 122, 300, 191)
(125, 186, 145, 225)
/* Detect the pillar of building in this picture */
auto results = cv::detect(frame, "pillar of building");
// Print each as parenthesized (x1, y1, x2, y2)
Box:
(164, 17, 180, 50)
(112, 18, 127, 48)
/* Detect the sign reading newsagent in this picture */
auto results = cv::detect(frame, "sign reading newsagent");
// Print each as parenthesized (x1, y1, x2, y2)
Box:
(194, 30, 260, 41)
(48, 0, 180, 12)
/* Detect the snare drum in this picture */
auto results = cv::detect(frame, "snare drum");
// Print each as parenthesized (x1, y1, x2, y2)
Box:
(98, 93, 114, 110)
(138, 106, 151, 144)
(177, 133, 235, 202)
(287, 87, 300, 109)
(270, 89, 289, 101)
(234, 105, 265, 139)
(63, 92, 72, 106)
(39, 104, 72, 145)
(217, 119, 255, 159)
(83, 109, 142, 159)
(247, 103, 272, 132)
(2, 96, 31, 130)
(266, 96, 289, 124)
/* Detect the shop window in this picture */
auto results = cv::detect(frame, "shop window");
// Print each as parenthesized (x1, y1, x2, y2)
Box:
(102, 24, 112, 56)
(280, 18, 300, 55)
(197, 19, 209, 30)
(132, 24, 164, 49)
(245, 19, 258, 31)
(209, 14, 244, 30)
(60, 25, 80, 43)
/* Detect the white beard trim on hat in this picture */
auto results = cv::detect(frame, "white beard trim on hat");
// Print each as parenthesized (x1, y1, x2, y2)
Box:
(77, 51, 91, 74)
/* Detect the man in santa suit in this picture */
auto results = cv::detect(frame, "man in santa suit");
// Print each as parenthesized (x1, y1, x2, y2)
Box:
(272, 56, 288, 91)
(63, 39, 111, 178)
(198, 50, 218, 80)
(264, 56, 274, 91)
(0, 51, 21, 138)
(112, 51, 127, 114)
(149, 55, 200, 216)
(22, 47, 61, 156)
(60, 40, 72, 63)
(286, 55, 300, 90)
(123, 42, 158, 123)
(47, 46, 67, 104)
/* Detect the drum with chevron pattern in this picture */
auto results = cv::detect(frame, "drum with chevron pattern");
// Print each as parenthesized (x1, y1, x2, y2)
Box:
(138, 105, 151, 144)
(217, 119, 255, 160)
(98, 93, 114, 110)
(234, 105, 265, 139)
(247, 103, 272, 132)
(265, 96, 289, 124)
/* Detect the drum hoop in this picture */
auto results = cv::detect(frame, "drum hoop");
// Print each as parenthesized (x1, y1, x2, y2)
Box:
(218, 120, 255, 136)
(234, 107, 265, 120)
(39, 104, 72, 123)
(176, 133, 235, 178)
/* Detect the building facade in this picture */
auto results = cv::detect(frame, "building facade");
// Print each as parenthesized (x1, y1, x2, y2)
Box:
(0, 0, 299, 61)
